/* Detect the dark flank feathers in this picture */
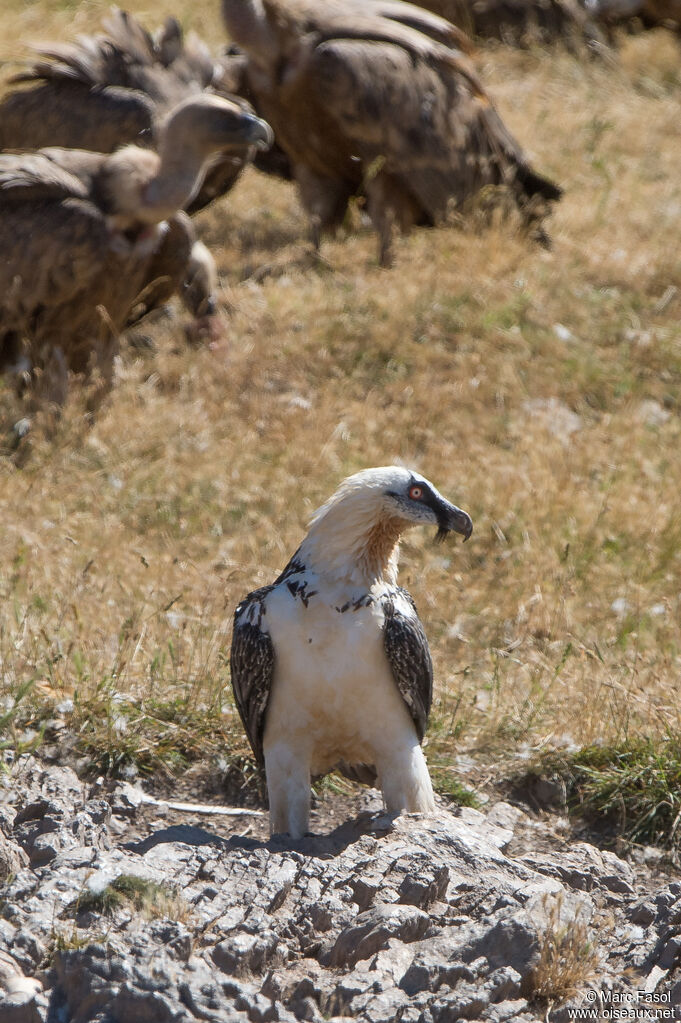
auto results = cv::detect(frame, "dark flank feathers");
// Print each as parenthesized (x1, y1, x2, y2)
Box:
(230, 591, 276, 766)
(230, 557, 304, 765)
(381, 589, 433, 743)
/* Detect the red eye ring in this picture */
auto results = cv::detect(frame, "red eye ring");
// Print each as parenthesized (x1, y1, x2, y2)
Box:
(409, 485, 423, 500)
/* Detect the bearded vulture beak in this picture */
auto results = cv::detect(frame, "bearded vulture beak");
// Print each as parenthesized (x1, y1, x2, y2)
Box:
(230, 465, 473, 839)
(435, 502, 473, 543)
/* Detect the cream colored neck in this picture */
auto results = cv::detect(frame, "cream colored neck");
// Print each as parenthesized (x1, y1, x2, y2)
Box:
(142, 140, 207, 223)
(300, 510, 403, 588)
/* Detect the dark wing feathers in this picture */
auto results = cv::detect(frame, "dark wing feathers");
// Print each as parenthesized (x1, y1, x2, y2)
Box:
(0, 152, 90, 203)
(382, 589, 433, 742)
(230, 588, 275, 765)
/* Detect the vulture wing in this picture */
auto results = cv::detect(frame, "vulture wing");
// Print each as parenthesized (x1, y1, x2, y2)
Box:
(381, 589, 433, 743)
(0, 152, 90, 203)
(367, 0, 474, 50)
(230, 586, 276, 766)
(0, 79, 154, 154)
(264, 0, 475, 69)
(11, 9, 206, 106)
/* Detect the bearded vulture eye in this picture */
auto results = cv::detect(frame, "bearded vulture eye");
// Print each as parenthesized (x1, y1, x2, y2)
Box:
(409, 485, 423, 501)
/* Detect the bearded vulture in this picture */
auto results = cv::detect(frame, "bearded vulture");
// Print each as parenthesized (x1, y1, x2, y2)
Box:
(0, 8, 266, 214)
(0, 94, 272, 411)
(221, 0, 562, 266)
(230, 466, 473, 838)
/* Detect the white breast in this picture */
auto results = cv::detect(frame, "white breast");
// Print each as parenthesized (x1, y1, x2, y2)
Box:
(262, 578, 417, 776)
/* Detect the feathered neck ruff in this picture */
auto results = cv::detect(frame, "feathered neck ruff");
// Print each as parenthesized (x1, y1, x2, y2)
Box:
(298, 476, 406, 588)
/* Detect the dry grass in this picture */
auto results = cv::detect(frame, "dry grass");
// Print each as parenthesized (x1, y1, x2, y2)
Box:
(68, 874, 192, 923)
(527, 895, 600, 1004)
(2, 3, 681, 796)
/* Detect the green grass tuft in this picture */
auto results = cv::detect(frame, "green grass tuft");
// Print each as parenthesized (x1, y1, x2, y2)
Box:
(429, 765, 480, 808)
(530, 737, 681, 848)
(69, 874, 189, 921)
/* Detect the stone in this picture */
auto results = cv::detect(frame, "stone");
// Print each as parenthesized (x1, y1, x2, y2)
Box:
(0, 757, 675, 1023)
(213, 932, 284, 977)
(0, 833, 28, 882)
(629, 900, 656, 927)
(429, 980, 490, 1021)
(323, 905, 431, 968)
(484, 999, 530, 1022)
(398, 866, 449, 908)
(0, 990, 44, 1023)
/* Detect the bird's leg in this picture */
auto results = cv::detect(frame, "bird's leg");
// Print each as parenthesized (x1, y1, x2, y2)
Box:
(86, 309, 120, 416)
(295, 166, 352, 259)
(376, 742, 436, 816)
(309, 213, 322, 256)
(264, 743, 311, 839)
(31, 344, 69, 422)
(365, 174, 396, 269)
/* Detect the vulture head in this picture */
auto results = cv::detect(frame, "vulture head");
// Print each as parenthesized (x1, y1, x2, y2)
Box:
(221, 0, 280, 66)
(304, 466, 472, 585)
(317, 465, 472, 541)
(101, 93, 273, 231)
(156, 92, 273, 160)
(380, 467, 473, 543)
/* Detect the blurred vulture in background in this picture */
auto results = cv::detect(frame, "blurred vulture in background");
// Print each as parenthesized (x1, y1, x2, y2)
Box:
(581, 0, 681, 32)
(0, 8, 271, 213)
(222, 0, 562, 266)
(421, 0, 604, 49)
(0, 95, 272, 412)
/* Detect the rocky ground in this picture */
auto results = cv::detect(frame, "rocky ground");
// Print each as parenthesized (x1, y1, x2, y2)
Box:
(0, 757, 680, 1022)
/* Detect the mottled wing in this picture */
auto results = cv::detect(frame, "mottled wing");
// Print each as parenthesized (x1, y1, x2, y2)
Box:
(0, 82, 155, 154)
(381, 589, 433, 742)
(230, 587, 275, 765)
(0, 193, 113, 325)
(0, 152, 89, 202)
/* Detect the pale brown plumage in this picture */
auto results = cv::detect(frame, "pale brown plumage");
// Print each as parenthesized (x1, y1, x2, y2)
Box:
(0, 94, 272, 412)
(0, 8, 263, 214)
(125, 216, 218, 329)
(222, 0, 562, 266)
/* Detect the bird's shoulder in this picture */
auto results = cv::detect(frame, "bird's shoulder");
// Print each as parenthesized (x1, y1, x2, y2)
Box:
(378, 584, 420, 621)
(233, 552, 308, 629)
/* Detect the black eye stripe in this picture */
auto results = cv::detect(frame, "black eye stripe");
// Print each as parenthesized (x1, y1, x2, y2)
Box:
(416, 483, 443, 513)
(388, 481, 440, 510)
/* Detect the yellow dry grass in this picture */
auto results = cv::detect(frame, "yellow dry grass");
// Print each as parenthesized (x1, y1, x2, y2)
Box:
(1, 2, 681, 785)
(527, 895, 602, 1004)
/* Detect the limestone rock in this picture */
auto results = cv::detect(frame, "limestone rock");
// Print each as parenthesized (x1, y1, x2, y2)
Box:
(0, 759, 677, 1021)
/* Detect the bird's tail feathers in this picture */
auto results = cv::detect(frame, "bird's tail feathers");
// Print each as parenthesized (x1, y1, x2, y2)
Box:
(335, 760, 378, 787)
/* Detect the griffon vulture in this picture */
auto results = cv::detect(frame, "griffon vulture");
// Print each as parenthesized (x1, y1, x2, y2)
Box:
(222, 0, 562, 265)
(419, 0, 604, 49)
(230, 465, 473, 837)
(583, 0, 681, 32)
(0, 94, 272, 410)
(0, 8, 264, 214)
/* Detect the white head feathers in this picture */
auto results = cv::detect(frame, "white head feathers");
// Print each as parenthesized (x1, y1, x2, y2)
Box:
(300, 466, 471, 587)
